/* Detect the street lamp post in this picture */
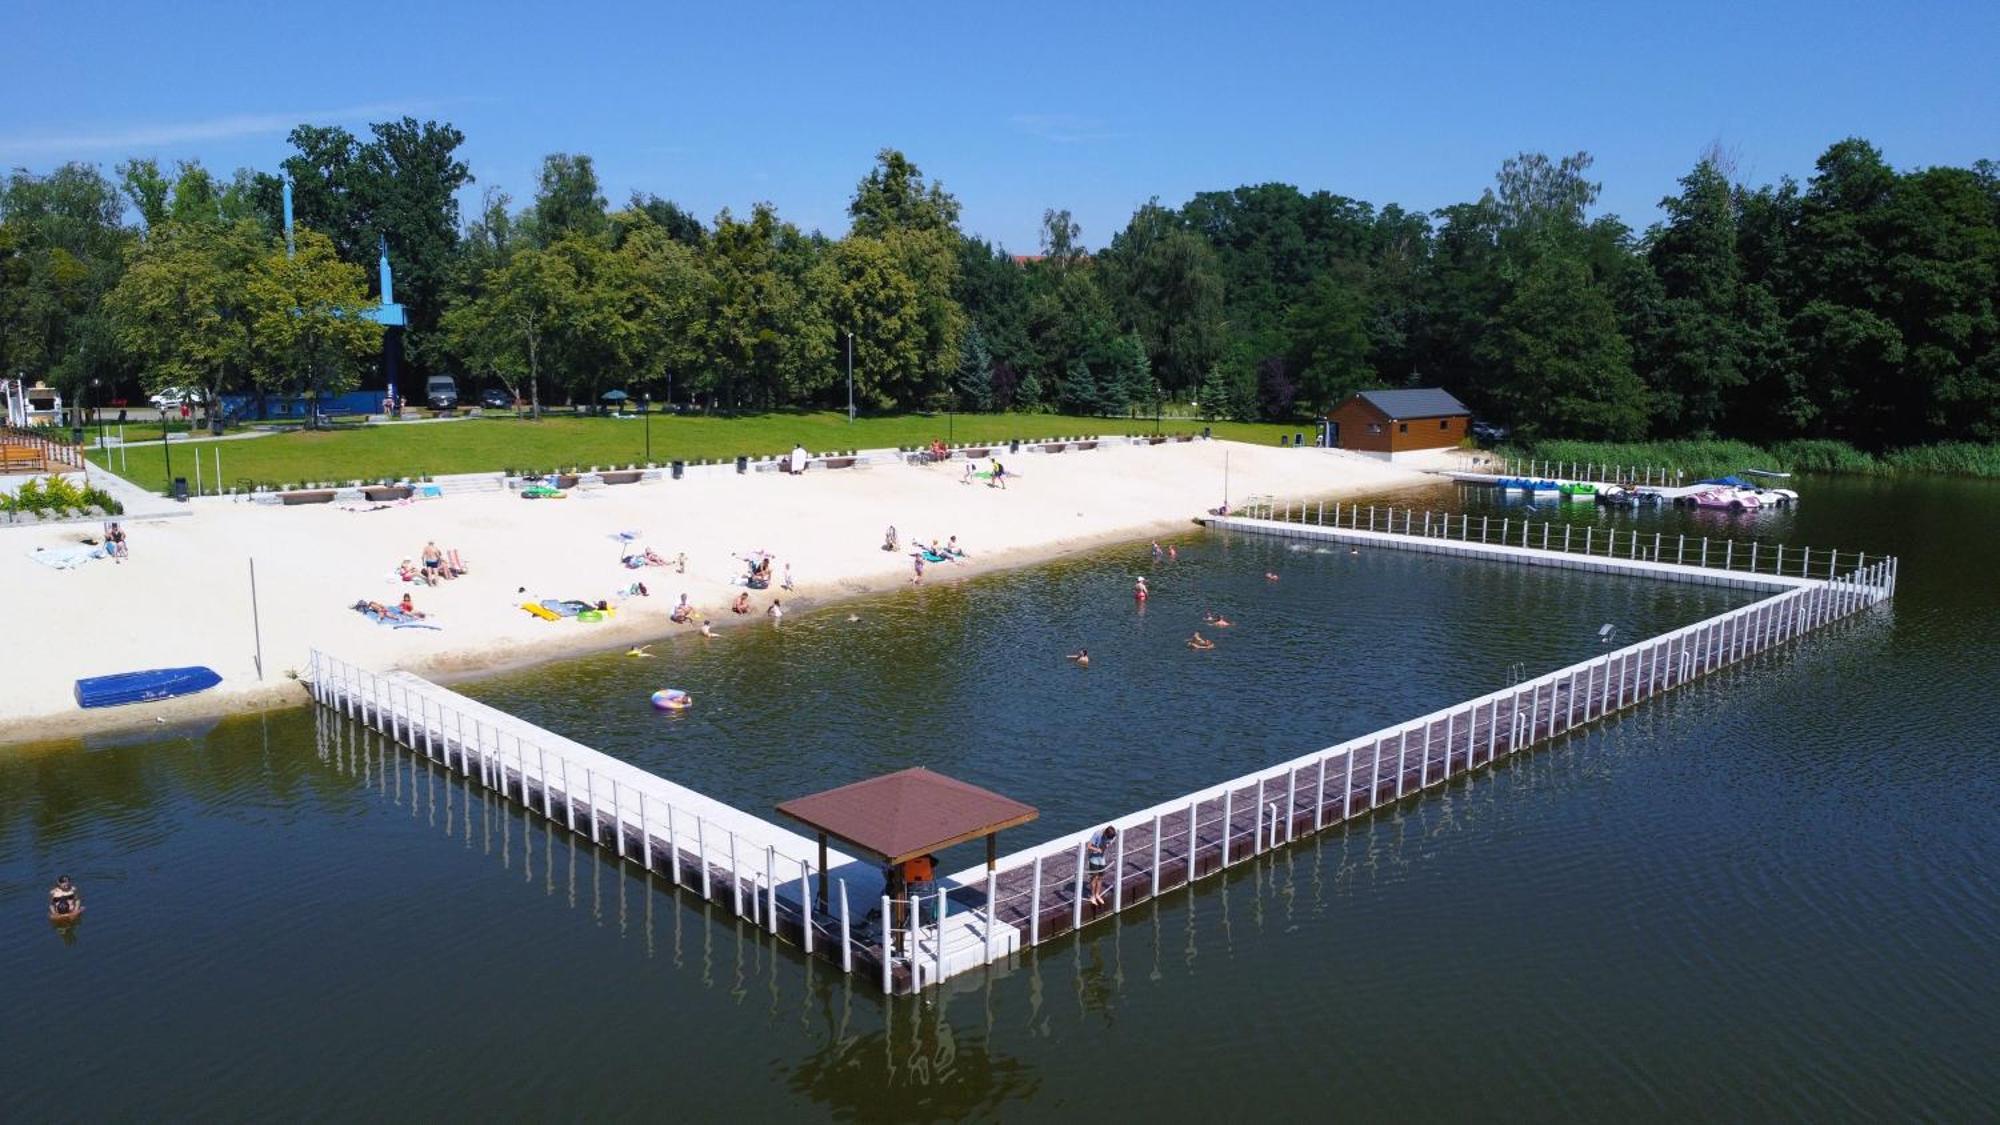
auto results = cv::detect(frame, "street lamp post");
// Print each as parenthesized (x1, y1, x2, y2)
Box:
(845, 331, 855, 423)
(642, 393, 652, 464)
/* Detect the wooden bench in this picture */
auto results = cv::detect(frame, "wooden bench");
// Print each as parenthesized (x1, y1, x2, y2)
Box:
(2, 443, 48, 474)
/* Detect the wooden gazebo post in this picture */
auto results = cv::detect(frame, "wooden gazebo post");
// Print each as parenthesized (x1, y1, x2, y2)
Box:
(817, 832, 830, 911)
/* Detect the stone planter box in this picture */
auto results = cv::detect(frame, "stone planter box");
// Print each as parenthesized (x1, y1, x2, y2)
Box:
(822, 457, 857, 470)
(599, 470, 643, 485)
(281, 489, 337, 506)
(363, 485, 413, 501)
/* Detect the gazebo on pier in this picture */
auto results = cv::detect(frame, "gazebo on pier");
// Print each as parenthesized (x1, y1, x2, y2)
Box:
(776, 767, 1039, 911)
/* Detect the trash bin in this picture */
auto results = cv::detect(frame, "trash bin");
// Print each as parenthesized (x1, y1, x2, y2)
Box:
(1202, 426, 1212, 439)
(1009, 438, 1020, 453)
(671, 460, 685, 480)
(1295, 432, 1305, 446)
(1279, 434, 1289, 447)
(735, 455, 748, 474)
(171, 477, 189, 501)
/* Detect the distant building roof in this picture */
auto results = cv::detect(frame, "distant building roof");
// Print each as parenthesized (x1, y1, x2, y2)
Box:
(1352, 388, 1469, 420)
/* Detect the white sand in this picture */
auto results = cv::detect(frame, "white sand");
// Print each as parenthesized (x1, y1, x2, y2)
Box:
(2, 440, 1452, 743)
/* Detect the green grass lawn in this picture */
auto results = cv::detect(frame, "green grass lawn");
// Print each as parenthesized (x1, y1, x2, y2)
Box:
(87, 411, 1302, 493)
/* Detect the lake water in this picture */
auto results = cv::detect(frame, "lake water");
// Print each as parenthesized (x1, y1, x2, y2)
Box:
(3, 473, 1994, 1120)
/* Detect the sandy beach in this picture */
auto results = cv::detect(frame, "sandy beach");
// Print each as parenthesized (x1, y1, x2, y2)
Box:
(3, 440, 1449, 743)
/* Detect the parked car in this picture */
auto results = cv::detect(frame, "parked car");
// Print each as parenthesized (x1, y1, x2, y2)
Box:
(149, 386, 202, 410)
(478, 386, 514, 410)
(1470, 420, 1510, 445)
(425, 375, 459, 411)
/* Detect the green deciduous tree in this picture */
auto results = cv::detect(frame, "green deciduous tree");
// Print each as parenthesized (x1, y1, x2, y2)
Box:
(0, 164, 132, 412)
(105, 218, 268, 423)
(1284, 271, 1373, 413)
(245, 227, 382, 420)
(1484, 253, 1648, 439)
(1099, 200, 1226, 397)
(700, 204, 832, 410)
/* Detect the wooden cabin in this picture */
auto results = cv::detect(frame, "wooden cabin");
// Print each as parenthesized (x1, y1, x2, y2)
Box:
(1326, 388, 1470, 456)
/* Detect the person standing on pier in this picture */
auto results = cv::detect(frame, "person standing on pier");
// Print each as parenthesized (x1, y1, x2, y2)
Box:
(1086, 826, 1116, 906)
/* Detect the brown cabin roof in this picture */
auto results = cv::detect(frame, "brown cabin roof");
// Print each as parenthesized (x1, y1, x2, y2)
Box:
(776, 767, 1039, 865)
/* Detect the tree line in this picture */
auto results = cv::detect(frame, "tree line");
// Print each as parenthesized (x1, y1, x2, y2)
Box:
(2, 121, 1995, 449)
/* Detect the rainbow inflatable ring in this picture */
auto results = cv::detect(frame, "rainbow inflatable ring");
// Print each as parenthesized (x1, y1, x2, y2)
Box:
(651, 688, 692, 712)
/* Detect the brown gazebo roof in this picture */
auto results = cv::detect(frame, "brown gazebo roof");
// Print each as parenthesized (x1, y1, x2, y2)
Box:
(776, 767, 1039, 865)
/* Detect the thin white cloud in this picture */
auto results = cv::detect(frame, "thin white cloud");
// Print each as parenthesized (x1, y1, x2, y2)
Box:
(1010, 113, 1121, 144)
(0, 100, 437, 157)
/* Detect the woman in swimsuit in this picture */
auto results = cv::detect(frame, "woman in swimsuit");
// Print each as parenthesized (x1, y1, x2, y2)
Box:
(1188, 631, 1215, 650)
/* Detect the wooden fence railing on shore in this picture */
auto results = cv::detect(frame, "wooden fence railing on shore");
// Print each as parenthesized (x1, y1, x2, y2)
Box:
(1, 425, 85, 475)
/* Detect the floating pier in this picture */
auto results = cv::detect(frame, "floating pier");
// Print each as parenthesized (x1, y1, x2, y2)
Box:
(305, 500, 1895, 994)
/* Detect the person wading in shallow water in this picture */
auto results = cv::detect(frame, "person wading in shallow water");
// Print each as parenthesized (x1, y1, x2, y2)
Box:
(48, 875, 80, 918)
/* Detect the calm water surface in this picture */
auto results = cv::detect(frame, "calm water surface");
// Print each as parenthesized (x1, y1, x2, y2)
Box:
(3, 473, 1994, 1120)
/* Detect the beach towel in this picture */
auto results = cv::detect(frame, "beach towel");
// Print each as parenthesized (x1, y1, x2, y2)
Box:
(351, 602, 442, 630)
(30, 545, 103, 570)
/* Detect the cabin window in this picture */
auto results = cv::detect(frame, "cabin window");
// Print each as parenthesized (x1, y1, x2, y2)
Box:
(1440, 419, 1449, 430)
(1367, 422, 1382, 434)
(1398, 422, 1408, 434)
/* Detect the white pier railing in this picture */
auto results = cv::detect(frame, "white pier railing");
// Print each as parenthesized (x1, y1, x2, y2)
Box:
(949, 531, 1896, 966)
(1233, 497, 1877, 584)
(303, 650, 1016, 993)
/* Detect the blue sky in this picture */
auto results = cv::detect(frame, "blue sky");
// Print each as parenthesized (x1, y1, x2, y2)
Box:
(3, 0, 1994, 249)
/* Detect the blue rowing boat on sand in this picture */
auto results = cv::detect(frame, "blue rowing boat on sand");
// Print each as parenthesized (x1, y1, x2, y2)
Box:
(74, 666, 222, 709)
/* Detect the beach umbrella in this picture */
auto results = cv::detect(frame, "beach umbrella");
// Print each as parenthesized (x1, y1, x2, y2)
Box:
(601, 389, 629, 402)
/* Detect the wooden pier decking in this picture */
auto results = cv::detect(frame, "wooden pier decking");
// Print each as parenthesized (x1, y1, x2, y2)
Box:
(305, 506, 1895, 994)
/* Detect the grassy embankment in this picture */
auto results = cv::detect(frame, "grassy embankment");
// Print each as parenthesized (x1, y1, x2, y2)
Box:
(1500, 438, 2000, 479)
(88, 410, 1298, 494)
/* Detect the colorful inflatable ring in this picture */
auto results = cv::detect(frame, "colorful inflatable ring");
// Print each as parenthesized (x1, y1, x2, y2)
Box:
(651, 689, 692, 711)
(577, 609, 605, 623)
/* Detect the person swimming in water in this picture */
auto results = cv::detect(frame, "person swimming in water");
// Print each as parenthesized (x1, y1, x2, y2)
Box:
(48, 875, 80, 918)
(1264, 571, 1280, 581)
(1066, 648, 1090, 667)
(1134, 577, 1148, 600)
(1203, 611, 1232, 627)
(1188, 631, 1215, 650)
